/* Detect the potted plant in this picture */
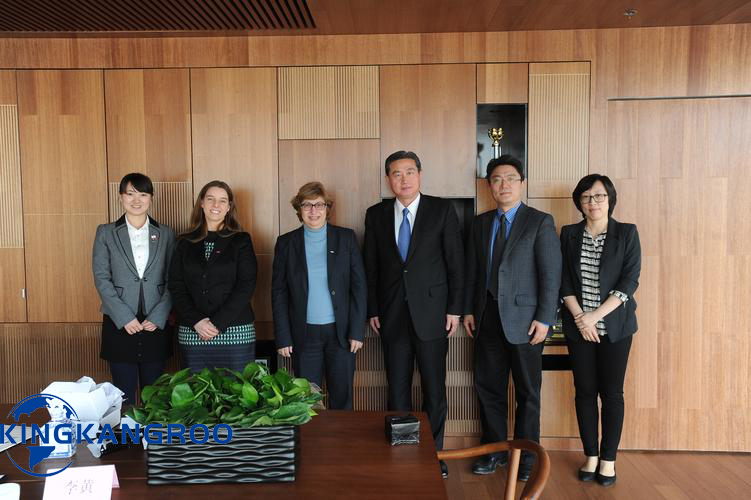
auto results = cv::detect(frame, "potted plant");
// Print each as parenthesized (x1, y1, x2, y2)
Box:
(125, 362, 322, 485)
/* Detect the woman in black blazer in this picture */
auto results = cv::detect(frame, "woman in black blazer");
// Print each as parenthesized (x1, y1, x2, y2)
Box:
(92, 173, 175, 405)
(559, 174, 641, 487)
(271, 182, 367, 409)
(169, 180, 258, 372)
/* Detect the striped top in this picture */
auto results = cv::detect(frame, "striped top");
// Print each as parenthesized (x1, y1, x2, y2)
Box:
(580, 229, 628, 336)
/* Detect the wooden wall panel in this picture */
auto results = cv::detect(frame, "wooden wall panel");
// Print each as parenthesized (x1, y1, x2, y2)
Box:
(278, 66, 379, 139)
(190, 67, 278, 321)
(380, 64, 476, 197)
(278, 139, 380, 240)
(608, 97, 751, 452)
(17, 70, 107, 215)
(526, 198, 582, 231)
(0, 323, 109, 404)
(104, 69, 192, 182)
(477, 63, 529, 104)
(0, 249, 26, 321)
(528, 62, 590, 198)
(17, 70, 107, 322)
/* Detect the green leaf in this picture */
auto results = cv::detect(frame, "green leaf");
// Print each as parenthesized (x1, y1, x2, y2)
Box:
(170, 368, 192, 386)
(241, 383, 259, 406)
(221, 406, 245, 423)
(171, 383, 195, 408)
(249, 415, 273, 427)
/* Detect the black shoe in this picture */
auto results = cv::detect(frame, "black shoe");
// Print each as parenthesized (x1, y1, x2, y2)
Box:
(440, 460, 448, 479)
(472, 454, 508, 475)
(596, 471, 616, 486)
(578, 469, 596, 482)
(518, 465, 532, 482)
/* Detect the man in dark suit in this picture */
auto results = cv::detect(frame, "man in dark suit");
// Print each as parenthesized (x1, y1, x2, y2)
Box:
(463, 155, 562, 481)
(363, 151, 464, 478)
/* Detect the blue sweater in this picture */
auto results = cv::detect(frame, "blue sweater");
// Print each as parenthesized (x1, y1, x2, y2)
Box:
(304, 225, 335, 324)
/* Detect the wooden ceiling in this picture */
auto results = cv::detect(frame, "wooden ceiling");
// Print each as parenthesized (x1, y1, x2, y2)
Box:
(1, 0, 750, 36)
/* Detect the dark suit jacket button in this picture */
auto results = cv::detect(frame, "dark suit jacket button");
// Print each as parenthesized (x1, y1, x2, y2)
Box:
(134, 277, 139, 281)
(331, 290, 336, 295)
(203, 290, 208, 294)
(202, 274, 207, 279)
(403, 269, 408, 273)
(143, 277, 148, 282)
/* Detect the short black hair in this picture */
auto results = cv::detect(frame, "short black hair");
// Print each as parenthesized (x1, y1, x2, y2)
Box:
(486, 154, 525, 181)
(385, 151, 421, 176)
(119, 173, 154, 195)
(572, 174, 617, 217)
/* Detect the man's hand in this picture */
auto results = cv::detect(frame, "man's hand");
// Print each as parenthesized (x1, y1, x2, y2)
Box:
(369, 316, 381, 336)
(463, 314, 476, 338)
(527, 320, 549, 345)
(446, 314, 460, 337)
(277, 346, 293, 357)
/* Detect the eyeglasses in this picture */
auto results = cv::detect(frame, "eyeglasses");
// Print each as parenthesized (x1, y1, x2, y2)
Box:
(301, 202, 328, 212)
(580, 193, 608, 204)
(491, 175, 522, 185)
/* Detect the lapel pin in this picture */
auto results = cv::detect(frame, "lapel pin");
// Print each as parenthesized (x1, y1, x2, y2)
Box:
(151, 234, 158, 241)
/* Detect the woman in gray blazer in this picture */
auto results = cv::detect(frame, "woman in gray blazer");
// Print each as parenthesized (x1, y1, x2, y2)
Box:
(92, 173, 175, 405)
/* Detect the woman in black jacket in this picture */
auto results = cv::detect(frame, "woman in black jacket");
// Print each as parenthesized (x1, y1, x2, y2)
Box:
(559, 174, 641, 487)
(169, 180, 258, 371)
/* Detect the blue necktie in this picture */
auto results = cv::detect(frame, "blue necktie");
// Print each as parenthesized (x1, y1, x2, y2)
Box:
(398, 207, 411, 262)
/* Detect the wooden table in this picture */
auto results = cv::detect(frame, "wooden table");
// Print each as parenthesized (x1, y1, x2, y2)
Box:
(0, 407, 448, 499)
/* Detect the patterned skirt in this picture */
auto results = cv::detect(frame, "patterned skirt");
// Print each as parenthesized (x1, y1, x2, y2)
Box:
(178, 323, 256, 372)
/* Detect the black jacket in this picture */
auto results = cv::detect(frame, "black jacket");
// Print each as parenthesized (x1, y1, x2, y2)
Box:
(169, 230, 257, 331)
(363, 194, 464, 341)
(271, 224, 367, 350)
(559, 218, 641, 343)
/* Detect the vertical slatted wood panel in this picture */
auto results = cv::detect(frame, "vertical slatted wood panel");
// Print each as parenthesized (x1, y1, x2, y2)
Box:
(191, 67, 278, 322)
(528, 62, 590, 198)
(278, 139, 380, 241)
(607, 96, 751, 452)
(108, 181, 193, 235)
(278, 66, 379, 139)
(380, 64, 476, 198)
(0, 105, 23, 248)
(0, 323, 109, 403)
(17, 70, 107, 322)
(477, 63, 529, 104)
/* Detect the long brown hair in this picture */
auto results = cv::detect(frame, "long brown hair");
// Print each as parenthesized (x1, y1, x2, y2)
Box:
(181, 180, 244, 241)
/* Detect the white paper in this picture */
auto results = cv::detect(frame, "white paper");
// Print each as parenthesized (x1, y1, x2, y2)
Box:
(42, 465, 119, 500)
(0, 426, 29, 453)
(0, 483, 20, 500)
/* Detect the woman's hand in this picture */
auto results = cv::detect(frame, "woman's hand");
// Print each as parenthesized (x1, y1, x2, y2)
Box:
(575, 313, 600, 343)
(194, 318, 219, 340)
(124, 318, 143, 335)
(141, 320, 158, 332)
(575, 311, 600, 330)
(350, 339, 363, 353)
(277, 346, 293, 357)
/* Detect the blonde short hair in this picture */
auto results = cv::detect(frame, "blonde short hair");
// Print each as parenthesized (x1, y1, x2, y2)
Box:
(290, 181, 333, 223)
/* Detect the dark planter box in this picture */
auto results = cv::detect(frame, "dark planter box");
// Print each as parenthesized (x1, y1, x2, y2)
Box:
(146, 425, 298, 485)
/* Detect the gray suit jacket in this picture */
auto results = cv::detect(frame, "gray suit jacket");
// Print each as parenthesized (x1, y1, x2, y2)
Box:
(465, 203, 562, 344)
(92, 215, 175, 330)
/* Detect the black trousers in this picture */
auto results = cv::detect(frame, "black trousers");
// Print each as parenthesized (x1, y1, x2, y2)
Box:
(382, 302, 448, 450)
(567, 334, 632, 461)
(109, 360, 165, 406)
(293, 323, 355, 410)
(475, 294, 543, 466)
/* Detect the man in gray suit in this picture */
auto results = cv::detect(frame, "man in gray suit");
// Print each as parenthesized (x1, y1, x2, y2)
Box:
(463, 155, 561, 481)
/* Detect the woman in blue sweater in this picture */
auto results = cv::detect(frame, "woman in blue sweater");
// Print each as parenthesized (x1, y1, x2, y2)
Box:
(271, 182, 367, 409)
